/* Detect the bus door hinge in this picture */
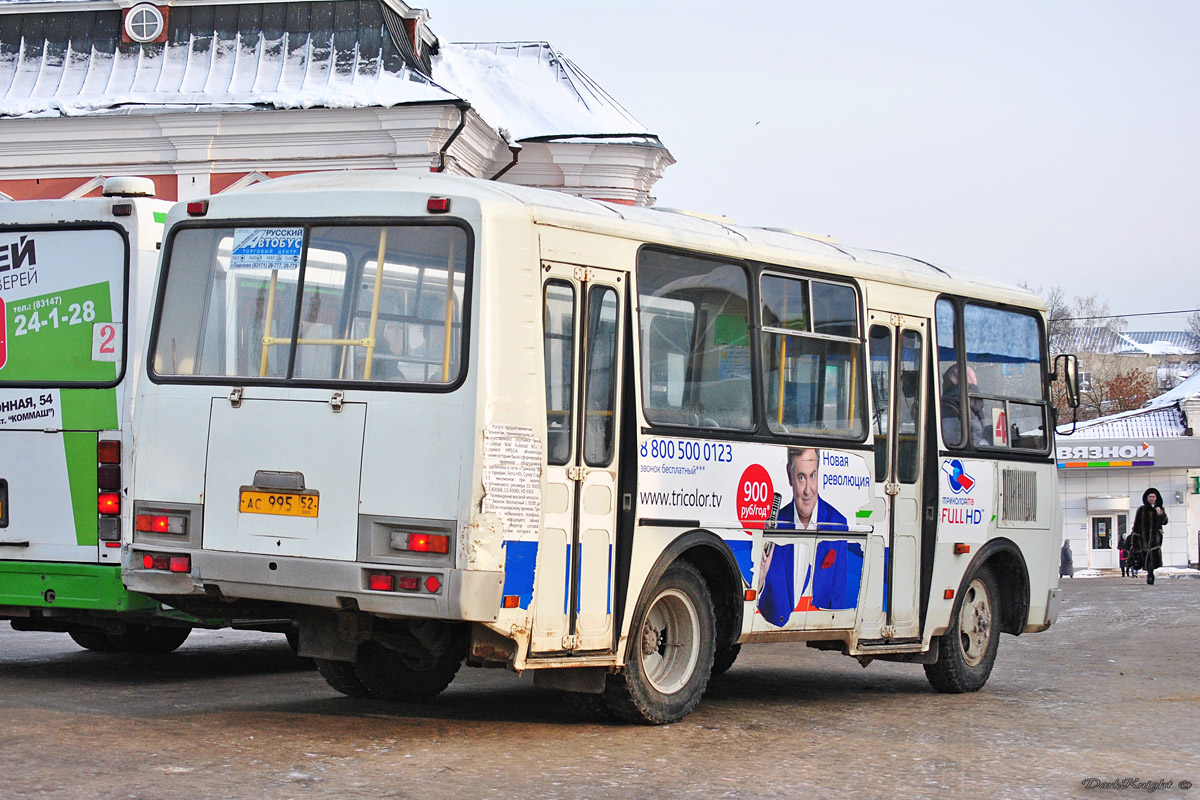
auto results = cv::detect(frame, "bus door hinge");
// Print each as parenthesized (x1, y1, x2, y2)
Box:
(573, 267, 592, 282)
(329, 391, 345, 413)
(566, 465, 589, 482)
(561, 634, 578, 650)
(885, 482, 901, 496)
(228, 387, 243, 408)
(890, 314, 905, 327)
(881, 625, 896, 639)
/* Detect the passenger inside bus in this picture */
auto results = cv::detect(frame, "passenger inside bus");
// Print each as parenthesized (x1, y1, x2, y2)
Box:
(940, 364, 989, 446)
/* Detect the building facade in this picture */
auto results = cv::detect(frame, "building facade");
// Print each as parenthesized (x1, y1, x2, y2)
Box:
(1057, 373, 1200, 570)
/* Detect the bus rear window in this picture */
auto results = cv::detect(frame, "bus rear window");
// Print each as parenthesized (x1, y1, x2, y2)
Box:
(0, 226, 126, 387)
(152, 223, 470, 387)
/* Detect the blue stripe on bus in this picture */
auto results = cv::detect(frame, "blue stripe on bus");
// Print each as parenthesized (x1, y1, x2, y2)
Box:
(607, 544, 613, 614)
(565, 544, 572, 616)
(502, 540, 537, 610)
(882, 546, 890, 614)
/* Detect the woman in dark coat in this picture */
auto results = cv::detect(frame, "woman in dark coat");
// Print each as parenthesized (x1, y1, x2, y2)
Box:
(1132, 487, 1168, 585)
(1059, 539, 1073, 578)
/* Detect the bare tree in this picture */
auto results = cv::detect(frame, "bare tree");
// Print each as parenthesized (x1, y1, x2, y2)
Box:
(1079, 367, 1155, 419)
(1024, 285, 1139, 421)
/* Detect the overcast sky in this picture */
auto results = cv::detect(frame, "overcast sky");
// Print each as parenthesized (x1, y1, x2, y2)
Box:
(423, 1, 1199, 330)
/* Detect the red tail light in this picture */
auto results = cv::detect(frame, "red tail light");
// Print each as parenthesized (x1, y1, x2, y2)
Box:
(98, 492, 120, 515)
(97, 440, 120, 464)
(142, 553, 190, 572)
(368, 573, 395, 592)
(135, 514, 186, 534)
(187, 200, 208, 216)
(424, 575, 441, 593)
(407, 533, 449, 554)
(397, 576, 420, 591)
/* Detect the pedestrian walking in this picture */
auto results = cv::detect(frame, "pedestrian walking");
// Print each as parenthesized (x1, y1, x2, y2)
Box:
(1060, 539, 1074, 579)
(1118, 531, 1130, 577)
(1132, 487, 1168, 585)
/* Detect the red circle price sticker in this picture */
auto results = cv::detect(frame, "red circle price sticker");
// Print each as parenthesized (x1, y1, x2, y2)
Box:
(736, 464, 774, 530)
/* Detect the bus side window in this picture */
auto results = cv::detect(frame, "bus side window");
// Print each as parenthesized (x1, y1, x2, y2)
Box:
(936, 299, 964, 448)
(637, 251, 753, 431)
(543, 281, 575, 466)
(761, 276, 862, 438)
(583, 286, 619, 466)
(869, 325, 891, 480)
(963, 304, 1046, 451)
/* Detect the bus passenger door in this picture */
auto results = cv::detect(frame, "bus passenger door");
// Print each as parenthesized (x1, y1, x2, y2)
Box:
(531, 263, 625, 655)
(867, 312, 926, 641)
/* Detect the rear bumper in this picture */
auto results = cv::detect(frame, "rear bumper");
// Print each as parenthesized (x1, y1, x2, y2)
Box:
(0, 560, 159, 614)
(125, 546, 503, 623)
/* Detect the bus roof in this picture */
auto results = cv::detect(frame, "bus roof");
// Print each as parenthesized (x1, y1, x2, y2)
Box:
(196, 171, 1045, 312)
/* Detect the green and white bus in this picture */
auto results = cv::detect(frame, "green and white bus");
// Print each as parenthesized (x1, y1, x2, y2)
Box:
(126, 172, 1077, 721)
(0, 178, 198, 653)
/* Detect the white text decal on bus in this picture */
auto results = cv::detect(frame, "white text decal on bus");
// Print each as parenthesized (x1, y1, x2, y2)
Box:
(0, 388, 60, 428)
(936, 458, 993, 544)
(482, 424, 543, 542)
(229, 228, 304, 271)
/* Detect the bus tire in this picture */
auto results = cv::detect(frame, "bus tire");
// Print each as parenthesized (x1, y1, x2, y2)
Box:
(711, 643, 741, 677)
(107, 624, 191, 655)
(925, 566, 1001, 693)
(353, 636, 465, 702)
(68, 628, 118, 652)
(603, 561, 715, 724)
(316, 658, 373, 698)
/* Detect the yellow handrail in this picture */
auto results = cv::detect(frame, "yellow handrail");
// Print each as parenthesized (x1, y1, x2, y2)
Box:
(258, 269, 279, 377)
(362, 229, 388, 380)
(262, 336, 375, 348)
(776, 335, 787, 425)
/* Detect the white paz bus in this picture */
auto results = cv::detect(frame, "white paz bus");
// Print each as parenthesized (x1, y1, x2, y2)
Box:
(126, 172, 1077, 723)
(0, 178, 198, 653)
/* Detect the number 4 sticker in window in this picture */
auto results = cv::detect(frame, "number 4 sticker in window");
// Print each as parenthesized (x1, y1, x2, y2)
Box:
(92, 322, 121, 362)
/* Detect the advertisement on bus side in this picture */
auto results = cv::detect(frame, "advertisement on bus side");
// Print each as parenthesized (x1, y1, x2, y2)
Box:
(636, 435, 874, 629)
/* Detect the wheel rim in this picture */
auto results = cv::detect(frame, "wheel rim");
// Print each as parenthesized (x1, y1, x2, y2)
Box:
(958, 577, 993, 667)
(639, 587, 700, 694)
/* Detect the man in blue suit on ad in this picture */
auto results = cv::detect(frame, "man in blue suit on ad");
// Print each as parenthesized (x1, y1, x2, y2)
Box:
(773, 447, 848, 531)
(757, 447, 851, 626)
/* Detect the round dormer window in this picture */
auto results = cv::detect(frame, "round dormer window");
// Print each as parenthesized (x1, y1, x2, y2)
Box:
(125, 4, 165, 43)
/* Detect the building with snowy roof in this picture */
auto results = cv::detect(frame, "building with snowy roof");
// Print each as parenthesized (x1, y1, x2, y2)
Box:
(0, 0, 673, 203)
(1065, 327, 1200, 401)
(1056, 370, 1200, 571)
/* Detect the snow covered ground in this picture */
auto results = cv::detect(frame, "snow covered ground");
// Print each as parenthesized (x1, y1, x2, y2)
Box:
(1068, 566, 1200, 579)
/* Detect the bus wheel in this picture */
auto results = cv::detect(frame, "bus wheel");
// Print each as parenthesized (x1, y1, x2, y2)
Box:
(107, 625, 191, 654)
(603, 561, 715, 724)
(68, 628, 118, 652)
(711, 643, 741, 677)
(925, 567, 1001, 693)
(315, 658, 373, 698)
(354, 627, 466, 702)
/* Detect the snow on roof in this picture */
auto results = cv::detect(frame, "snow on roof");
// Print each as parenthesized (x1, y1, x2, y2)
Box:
(0, 2, 453, 117)
(432, 42, 652, 142)
(1067, 327, 1200, 356)
(1061, 369, 1200, 440)
(1145, 368, 1200, 410)
(1061, 406, 1186, 439)
(0, 3, 661, 147)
